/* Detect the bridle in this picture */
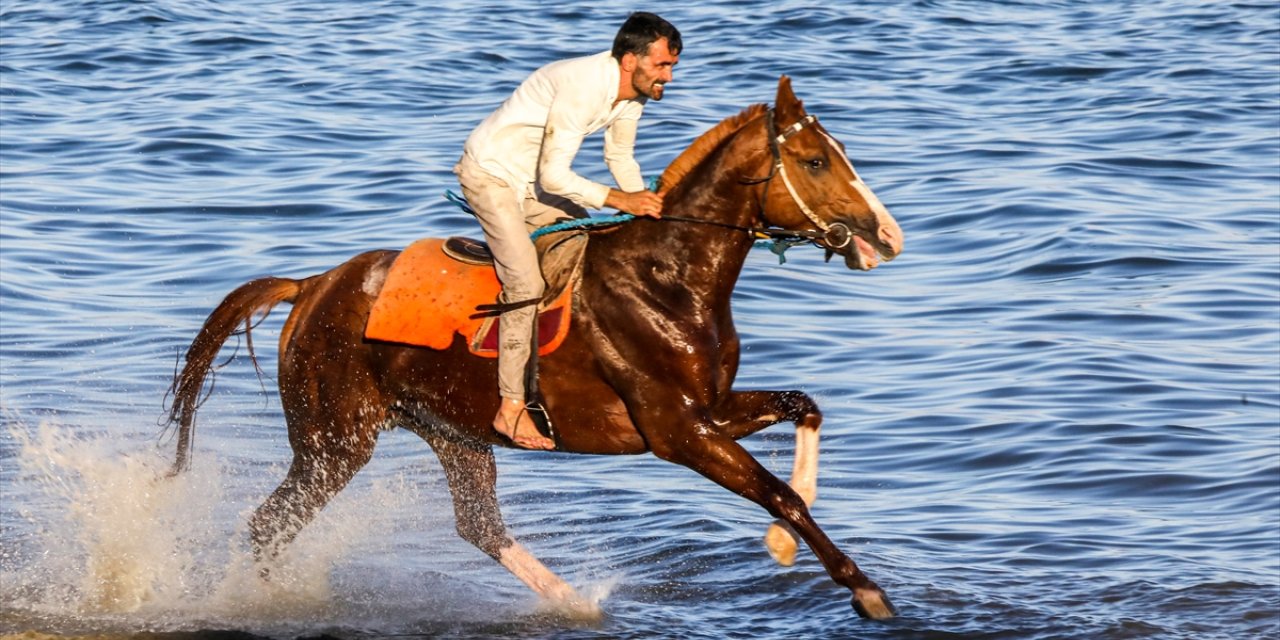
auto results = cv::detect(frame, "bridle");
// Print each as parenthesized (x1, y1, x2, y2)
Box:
(662, 108, 855, 251)
(484, 110, 858, 317)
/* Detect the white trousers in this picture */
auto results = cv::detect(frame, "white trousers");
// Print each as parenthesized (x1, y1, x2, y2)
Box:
(454, 156, 586, 400)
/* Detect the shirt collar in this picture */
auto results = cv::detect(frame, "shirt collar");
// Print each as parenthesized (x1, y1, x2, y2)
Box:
(602, 50, 620, 106)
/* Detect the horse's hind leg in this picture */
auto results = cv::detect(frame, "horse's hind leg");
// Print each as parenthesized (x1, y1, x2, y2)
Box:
(240, 254, 390, 565)
(248, 420, 378, 565)
(419, 431, 596, 616)
(711, 390, 821, 567)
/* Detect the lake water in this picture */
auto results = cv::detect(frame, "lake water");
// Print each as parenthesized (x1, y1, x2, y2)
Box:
(2, 1, 1278, 638)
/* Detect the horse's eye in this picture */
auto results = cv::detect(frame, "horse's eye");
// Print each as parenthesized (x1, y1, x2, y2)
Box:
(807, 158, 825, 171)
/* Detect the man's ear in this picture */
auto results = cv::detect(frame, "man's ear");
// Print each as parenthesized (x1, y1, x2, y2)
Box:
(620, 52, 638, 72)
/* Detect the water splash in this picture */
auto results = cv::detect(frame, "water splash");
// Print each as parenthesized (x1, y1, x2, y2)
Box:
(0, 420, 448, 635)
(529, 574, 620, 623)
(4, 421, 222, 620)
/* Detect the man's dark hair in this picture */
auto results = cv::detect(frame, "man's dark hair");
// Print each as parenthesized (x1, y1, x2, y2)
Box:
(611, 12, 682, 60)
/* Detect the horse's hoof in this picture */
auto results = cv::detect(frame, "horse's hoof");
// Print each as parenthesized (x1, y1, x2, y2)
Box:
(851, 586, 897, 620)
(539, 594, 604, 622)
(763, 520, 798, 567)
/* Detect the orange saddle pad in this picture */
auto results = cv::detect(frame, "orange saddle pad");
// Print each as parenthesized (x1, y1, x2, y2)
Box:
(364, 238, 572, 358)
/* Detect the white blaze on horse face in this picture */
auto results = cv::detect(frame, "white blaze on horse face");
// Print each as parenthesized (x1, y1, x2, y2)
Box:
(816, 128, 903, 256)
(816, 128, 862, 182)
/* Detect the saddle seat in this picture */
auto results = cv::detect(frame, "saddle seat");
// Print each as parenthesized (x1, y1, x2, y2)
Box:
(441, 236, 495, 266)
(365, 231, 585, 358)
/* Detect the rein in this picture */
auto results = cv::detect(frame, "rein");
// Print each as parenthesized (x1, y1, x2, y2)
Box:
(521, 211, 815, 263)
(444, 107, 855, 257)
(659, 213, 823, 241)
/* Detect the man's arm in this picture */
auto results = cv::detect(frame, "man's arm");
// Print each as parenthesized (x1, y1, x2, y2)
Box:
(603, 117, 646, 192)
(603, 116, 662, 217)
(538, 89, 662, 217)
(538, 91, 613, 209)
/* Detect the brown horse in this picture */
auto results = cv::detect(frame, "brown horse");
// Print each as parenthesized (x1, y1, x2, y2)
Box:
(165, 76, 904, 619)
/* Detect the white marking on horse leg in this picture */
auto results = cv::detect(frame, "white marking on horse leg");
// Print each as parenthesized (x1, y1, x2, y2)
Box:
(764, 520, 799, 567)
(498, 542, 599, 617)
(764, 425, 820, 567)
(498, 542, 576, 600)
(790, 425, 819, 506)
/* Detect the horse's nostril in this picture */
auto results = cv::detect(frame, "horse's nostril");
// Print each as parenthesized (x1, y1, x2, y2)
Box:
(878, 223, 903, 254)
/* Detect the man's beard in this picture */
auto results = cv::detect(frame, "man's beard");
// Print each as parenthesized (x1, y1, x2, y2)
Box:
(640, 79, 665, 101)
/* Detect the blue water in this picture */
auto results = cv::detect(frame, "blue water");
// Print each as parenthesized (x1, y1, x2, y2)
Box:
(2, 1, 1278, 638)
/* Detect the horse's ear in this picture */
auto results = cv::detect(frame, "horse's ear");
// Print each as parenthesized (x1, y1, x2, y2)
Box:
(775, 75, 805, 123)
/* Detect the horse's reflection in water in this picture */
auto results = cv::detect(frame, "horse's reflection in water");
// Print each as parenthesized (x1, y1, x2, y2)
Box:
(165, 76, 904, 619)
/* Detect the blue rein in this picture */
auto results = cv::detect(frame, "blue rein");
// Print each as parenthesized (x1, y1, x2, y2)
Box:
(443, 189, 807, 264)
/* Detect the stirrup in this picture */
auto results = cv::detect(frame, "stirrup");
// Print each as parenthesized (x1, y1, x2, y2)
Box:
(523, 399, 556, 443)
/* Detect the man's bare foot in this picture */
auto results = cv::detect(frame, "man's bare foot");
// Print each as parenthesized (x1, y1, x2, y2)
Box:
(494, 398, 556, 450)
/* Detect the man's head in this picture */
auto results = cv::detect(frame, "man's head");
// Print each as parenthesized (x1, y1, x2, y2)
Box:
(612, 12, 682, 60)
(612, 12, 681, 102)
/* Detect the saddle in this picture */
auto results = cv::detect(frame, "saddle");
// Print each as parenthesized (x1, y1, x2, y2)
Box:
(364, 231, 586, 357)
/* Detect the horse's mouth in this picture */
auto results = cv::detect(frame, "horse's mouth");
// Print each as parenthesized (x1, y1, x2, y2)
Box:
(822, 228, 889, 272)
(851, 235, 883, 271)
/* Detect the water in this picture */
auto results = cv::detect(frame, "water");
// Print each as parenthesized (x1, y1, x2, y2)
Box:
(2, 1, 1277, 638)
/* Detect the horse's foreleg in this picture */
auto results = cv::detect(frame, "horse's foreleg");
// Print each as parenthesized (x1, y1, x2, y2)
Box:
(711, 390, 821, 567)
(422, 433, 597, 617)
(648, 429, 895, 619)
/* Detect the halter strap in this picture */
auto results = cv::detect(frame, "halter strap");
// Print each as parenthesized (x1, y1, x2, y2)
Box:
(768, 113, 829, 233)
(775, 114, 817, 145)
(736, 109, 853, 249)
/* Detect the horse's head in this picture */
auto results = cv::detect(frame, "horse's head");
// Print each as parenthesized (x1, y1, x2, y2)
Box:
(754, 76, 903, 270)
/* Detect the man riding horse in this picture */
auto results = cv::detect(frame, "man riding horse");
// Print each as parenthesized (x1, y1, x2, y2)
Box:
(455, 12, 679, 450)
(166, 17, 904, 617)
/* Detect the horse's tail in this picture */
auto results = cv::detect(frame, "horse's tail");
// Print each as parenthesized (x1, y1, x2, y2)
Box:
(164, 276, 302, 476)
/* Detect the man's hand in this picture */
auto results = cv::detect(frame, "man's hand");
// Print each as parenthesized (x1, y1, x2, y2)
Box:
(606, 188, 664, 218)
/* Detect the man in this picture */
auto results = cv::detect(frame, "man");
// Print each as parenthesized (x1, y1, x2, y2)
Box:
(455, 12, 681, 449)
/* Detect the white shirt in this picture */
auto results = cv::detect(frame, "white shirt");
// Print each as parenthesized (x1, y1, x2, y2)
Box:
(462, 50, 648, 210)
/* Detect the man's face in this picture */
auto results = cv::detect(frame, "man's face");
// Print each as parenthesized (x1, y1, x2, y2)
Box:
(630, 37, 678, 101)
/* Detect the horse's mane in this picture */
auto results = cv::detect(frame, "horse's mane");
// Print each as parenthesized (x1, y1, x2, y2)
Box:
(658, 103, 768, 193)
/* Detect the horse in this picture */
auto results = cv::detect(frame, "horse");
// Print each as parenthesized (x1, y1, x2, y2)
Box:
(165, 76, 904, 619)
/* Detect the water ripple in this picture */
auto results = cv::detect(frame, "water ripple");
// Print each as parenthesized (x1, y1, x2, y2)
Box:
(2, 0, 1278, 638)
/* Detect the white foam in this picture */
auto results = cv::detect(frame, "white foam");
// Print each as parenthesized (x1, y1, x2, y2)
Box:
(0, 419, 463, 633)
